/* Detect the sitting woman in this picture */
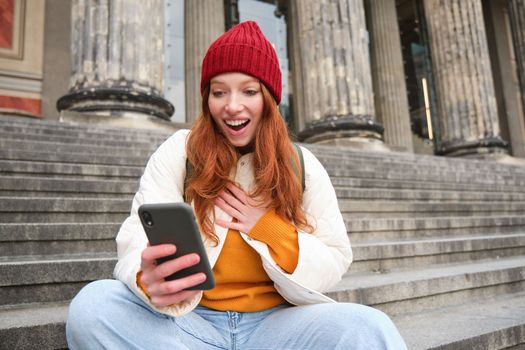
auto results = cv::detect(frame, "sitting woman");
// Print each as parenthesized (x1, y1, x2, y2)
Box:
(66, 20, 407, 350)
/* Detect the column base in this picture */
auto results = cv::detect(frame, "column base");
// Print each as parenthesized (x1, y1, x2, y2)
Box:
(59, 110, 188, 131)
(298, 115, 390, 152)
(56, 81, 174, 120)
(438, 137, 509, 158)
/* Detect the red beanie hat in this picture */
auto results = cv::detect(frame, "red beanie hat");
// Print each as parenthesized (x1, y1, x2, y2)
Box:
(200, 21, 282, 105)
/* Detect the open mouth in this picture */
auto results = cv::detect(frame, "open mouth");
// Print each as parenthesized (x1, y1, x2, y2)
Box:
(225, 119, 250, 131)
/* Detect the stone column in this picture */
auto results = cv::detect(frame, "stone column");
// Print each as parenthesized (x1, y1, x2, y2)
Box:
(286, 0, 306, 132)
(291, 0, 385, 149)
(506, 0, 525, 157)
(184, 0, 225, 123)
(57, 0, 174, 124)
(423, 0, 507, 156)
(366, 0, 414, 153)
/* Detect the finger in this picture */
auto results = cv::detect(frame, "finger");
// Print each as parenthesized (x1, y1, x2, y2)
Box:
(151, 289, 202, 308)
(215, 196, 243, 219)
(152, 253, 201, 281)
(141, 244, 176, 269)
(219, 189, 246, 212)
(148, 272, 205, 305)
(226, 183, 268, 208)
(151, 272, 207, 297)
(215, 219, 246, 232)
(225, 183, 248, 204)
(142, 253, 200, 285)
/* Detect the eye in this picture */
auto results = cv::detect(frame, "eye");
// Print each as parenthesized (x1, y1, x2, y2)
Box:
(211, 90, 225, 98)
(244, 89, 259, 96)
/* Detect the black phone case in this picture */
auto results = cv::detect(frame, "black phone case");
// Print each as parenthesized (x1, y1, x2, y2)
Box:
(138, 202, 215, 290)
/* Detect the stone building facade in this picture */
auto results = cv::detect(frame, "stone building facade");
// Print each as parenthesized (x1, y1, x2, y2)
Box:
(1, 0, 525, 158)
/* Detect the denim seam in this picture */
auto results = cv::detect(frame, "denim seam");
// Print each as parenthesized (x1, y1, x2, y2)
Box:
(175, 320, 228, 349)
(228, 311, 239, 350)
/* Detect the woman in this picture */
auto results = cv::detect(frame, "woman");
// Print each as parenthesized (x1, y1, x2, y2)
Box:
(67, 21, 407, 349)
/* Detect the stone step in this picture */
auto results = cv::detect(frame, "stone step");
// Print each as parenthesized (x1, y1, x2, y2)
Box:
(317, 153, 525, 176)
(0, 148, 148, 166)
(2, 168, 522, 202)
(0, 160, 143, 180)
(0, 190, 130, 199)
(2, 194, 522, 223)
(0, 223, 119, 257)
(336, 187, 525, 201)
(0, 115, 478, 159)
(307, 144, 525, 173)
(5, 198, 515, 233)
(0, 130, 163, 150)
(0, 114, 172, 141)
(4, 171, 523, 202)
(331, 176, 525, 193)
(0, 139, 155, 159)
(0, 165, 517, 197)
(5, 176, 525, 207)
(327, 256, 525, 317)
(3, 151, 523, 189)
(394, 291, 525, 349)
(323, 160, 525, 177)
(0, 197, 129, 223)
(340, 200, 525, 217)
(0, 176, 137, 197)
(3, 114, 525, 177)
(4, 149, 522, 189)
(2, 291, 523, 350)
(327, 167, 525, 187)
(350, 233, 525, 272)
(0, 302, 69, 350)
(4, 118, 525, 180)
(346, 215, 525, 241)
(3, 114, 517, 174)
(0, 254, 116, 306)
(6, 127, 520, 177)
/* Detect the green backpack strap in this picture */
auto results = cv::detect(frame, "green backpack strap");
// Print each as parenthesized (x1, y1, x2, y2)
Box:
(292, 143, 305, 193)
(184, 143, 305, 202)
(183, 156, 193, 203)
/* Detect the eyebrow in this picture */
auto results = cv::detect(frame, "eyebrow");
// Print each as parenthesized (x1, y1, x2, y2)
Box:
(210, 77, 259, 85)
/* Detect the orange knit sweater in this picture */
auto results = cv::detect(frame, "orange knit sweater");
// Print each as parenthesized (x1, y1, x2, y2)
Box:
(200, 209, 299, 312)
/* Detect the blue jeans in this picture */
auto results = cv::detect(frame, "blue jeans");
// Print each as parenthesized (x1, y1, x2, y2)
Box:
(66, 280, 406, 350)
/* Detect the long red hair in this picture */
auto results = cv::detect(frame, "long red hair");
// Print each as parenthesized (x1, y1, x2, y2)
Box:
(186, 83, 312, 243)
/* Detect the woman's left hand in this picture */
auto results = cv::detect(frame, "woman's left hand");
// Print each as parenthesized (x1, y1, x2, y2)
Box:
(214, 182, 270, 233)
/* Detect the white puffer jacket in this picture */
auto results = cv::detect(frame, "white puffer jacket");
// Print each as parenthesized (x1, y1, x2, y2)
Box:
(113, 129, 352, 317)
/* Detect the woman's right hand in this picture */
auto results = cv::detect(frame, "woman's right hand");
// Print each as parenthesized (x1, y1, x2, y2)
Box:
(139, 244, 207, 307)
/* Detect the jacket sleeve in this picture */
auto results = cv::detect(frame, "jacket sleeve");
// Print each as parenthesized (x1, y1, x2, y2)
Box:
(113, 129, 203, 317)
(285, 146, 352, 292)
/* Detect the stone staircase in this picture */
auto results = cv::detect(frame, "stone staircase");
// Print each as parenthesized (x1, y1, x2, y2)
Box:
(314, 150, 525, 349)
(1, 114, 524, 349)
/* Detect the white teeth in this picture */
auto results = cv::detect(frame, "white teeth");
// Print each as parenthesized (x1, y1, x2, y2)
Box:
(225, 119, 248, 126)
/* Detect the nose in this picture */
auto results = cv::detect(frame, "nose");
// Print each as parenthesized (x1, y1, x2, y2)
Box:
(225, 93, 243, 114)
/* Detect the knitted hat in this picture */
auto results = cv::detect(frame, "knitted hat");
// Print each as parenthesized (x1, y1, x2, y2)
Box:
(200, 21, 282, 104)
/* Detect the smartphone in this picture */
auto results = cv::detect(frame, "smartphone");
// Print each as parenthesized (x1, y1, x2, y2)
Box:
(138, 202, 215, 290)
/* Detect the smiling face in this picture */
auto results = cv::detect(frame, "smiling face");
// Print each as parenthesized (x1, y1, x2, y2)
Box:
(208, 72, 264, 149)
